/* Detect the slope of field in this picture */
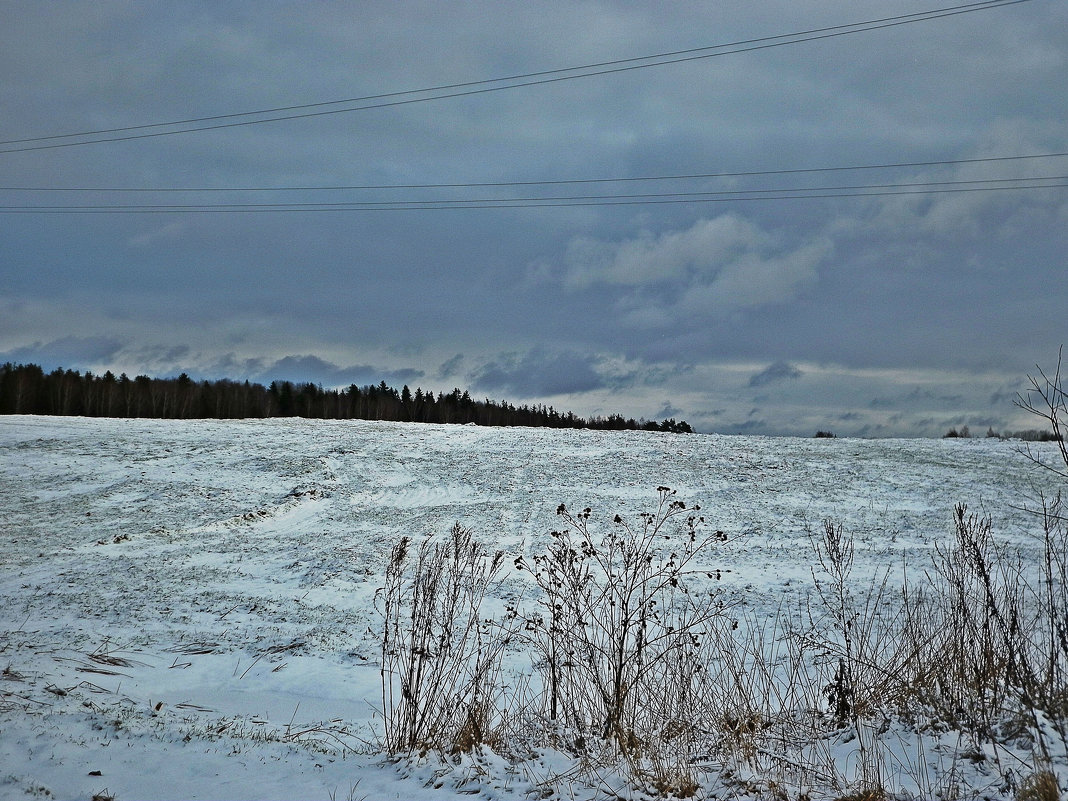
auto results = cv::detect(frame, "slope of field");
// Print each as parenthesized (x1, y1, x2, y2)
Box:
(0, 415, 1062, 800)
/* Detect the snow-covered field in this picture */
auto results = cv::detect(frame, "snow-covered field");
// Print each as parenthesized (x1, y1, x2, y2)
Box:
(0, 415, 1063, 800)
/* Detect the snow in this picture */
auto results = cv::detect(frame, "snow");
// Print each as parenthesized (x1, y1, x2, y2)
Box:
(0, 415, 1063, 800)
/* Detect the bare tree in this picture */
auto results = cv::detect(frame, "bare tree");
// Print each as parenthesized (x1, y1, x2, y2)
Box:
(1015, 346, 1068, 481)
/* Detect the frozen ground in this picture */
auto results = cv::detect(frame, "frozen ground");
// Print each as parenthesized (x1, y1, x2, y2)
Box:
(0, 415, 1063, 800)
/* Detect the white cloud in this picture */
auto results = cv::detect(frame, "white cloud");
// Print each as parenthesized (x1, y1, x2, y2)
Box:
(564, 214, 768, 288)
(683, 235, 832, 315)
(127, 222, 187, 249)
(864, 119, 1068, 238)
(563, 215, 832, 321)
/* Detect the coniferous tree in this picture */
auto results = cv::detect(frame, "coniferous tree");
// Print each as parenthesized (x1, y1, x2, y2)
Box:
(0, 362, 693, 433)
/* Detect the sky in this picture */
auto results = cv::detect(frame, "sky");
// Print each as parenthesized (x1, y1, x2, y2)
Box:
(1, 0, 1065, 436)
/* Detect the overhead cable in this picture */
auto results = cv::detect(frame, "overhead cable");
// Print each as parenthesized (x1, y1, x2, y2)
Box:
(2, 152, 1065, 194)
(1, 176, 1063, 213)
(0, 0, 1033, 154)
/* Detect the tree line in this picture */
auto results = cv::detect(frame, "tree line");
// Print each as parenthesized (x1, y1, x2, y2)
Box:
(0, 363, 693, 433)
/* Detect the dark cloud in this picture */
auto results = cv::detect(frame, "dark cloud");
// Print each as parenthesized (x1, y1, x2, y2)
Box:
(206, 353, 268, 379)
(654, 401, 683, 420)
(871, 386, 969, 412)
(437, 354, 464, 379)
(729, 418, 771, 434)
(748, 362, 803, 388)
(0, 337, 124, 370)
(256, 355, 423, 389)
(131, 344, 192, 365)
(471, 349, 606, 397)
(989, 389, 1017, 408)
(904, 387, 965, 406)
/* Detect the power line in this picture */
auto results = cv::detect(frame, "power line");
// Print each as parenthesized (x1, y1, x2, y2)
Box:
(0, 0, 1033, 155)
(2, 152, 1065, 194)
(1, 176, 1062, 213)
(7, 174, 1067, 203)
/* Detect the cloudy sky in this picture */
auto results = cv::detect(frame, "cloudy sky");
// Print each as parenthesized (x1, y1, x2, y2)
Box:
(1, 1, 1065, 435)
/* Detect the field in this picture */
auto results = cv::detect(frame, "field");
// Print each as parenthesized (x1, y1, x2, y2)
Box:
(1, 415, 1065, 800)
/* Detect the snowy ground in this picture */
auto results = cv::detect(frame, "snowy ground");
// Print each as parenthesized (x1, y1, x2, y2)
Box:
(0, 415, 1063, 800)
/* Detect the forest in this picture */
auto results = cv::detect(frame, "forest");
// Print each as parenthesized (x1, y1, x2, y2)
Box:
(0, 362, 693, 433)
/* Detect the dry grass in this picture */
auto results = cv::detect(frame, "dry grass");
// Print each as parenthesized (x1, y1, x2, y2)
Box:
(1016, 768, 1061, 801)
(378, 523, 512, 756)
(375, 500, 1068, 797)
(374, 403, 1068, 797)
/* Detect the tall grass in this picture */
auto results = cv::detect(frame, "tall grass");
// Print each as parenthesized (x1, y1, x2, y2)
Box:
(375, 490, 1068, 797)
(377, 523, 511, 755)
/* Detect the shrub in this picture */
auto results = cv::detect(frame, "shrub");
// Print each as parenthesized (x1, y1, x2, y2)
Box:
(513, 487, 732, 774)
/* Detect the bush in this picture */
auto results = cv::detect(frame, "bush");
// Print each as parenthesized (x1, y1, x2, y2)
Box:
(513, 488, 731, 769)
